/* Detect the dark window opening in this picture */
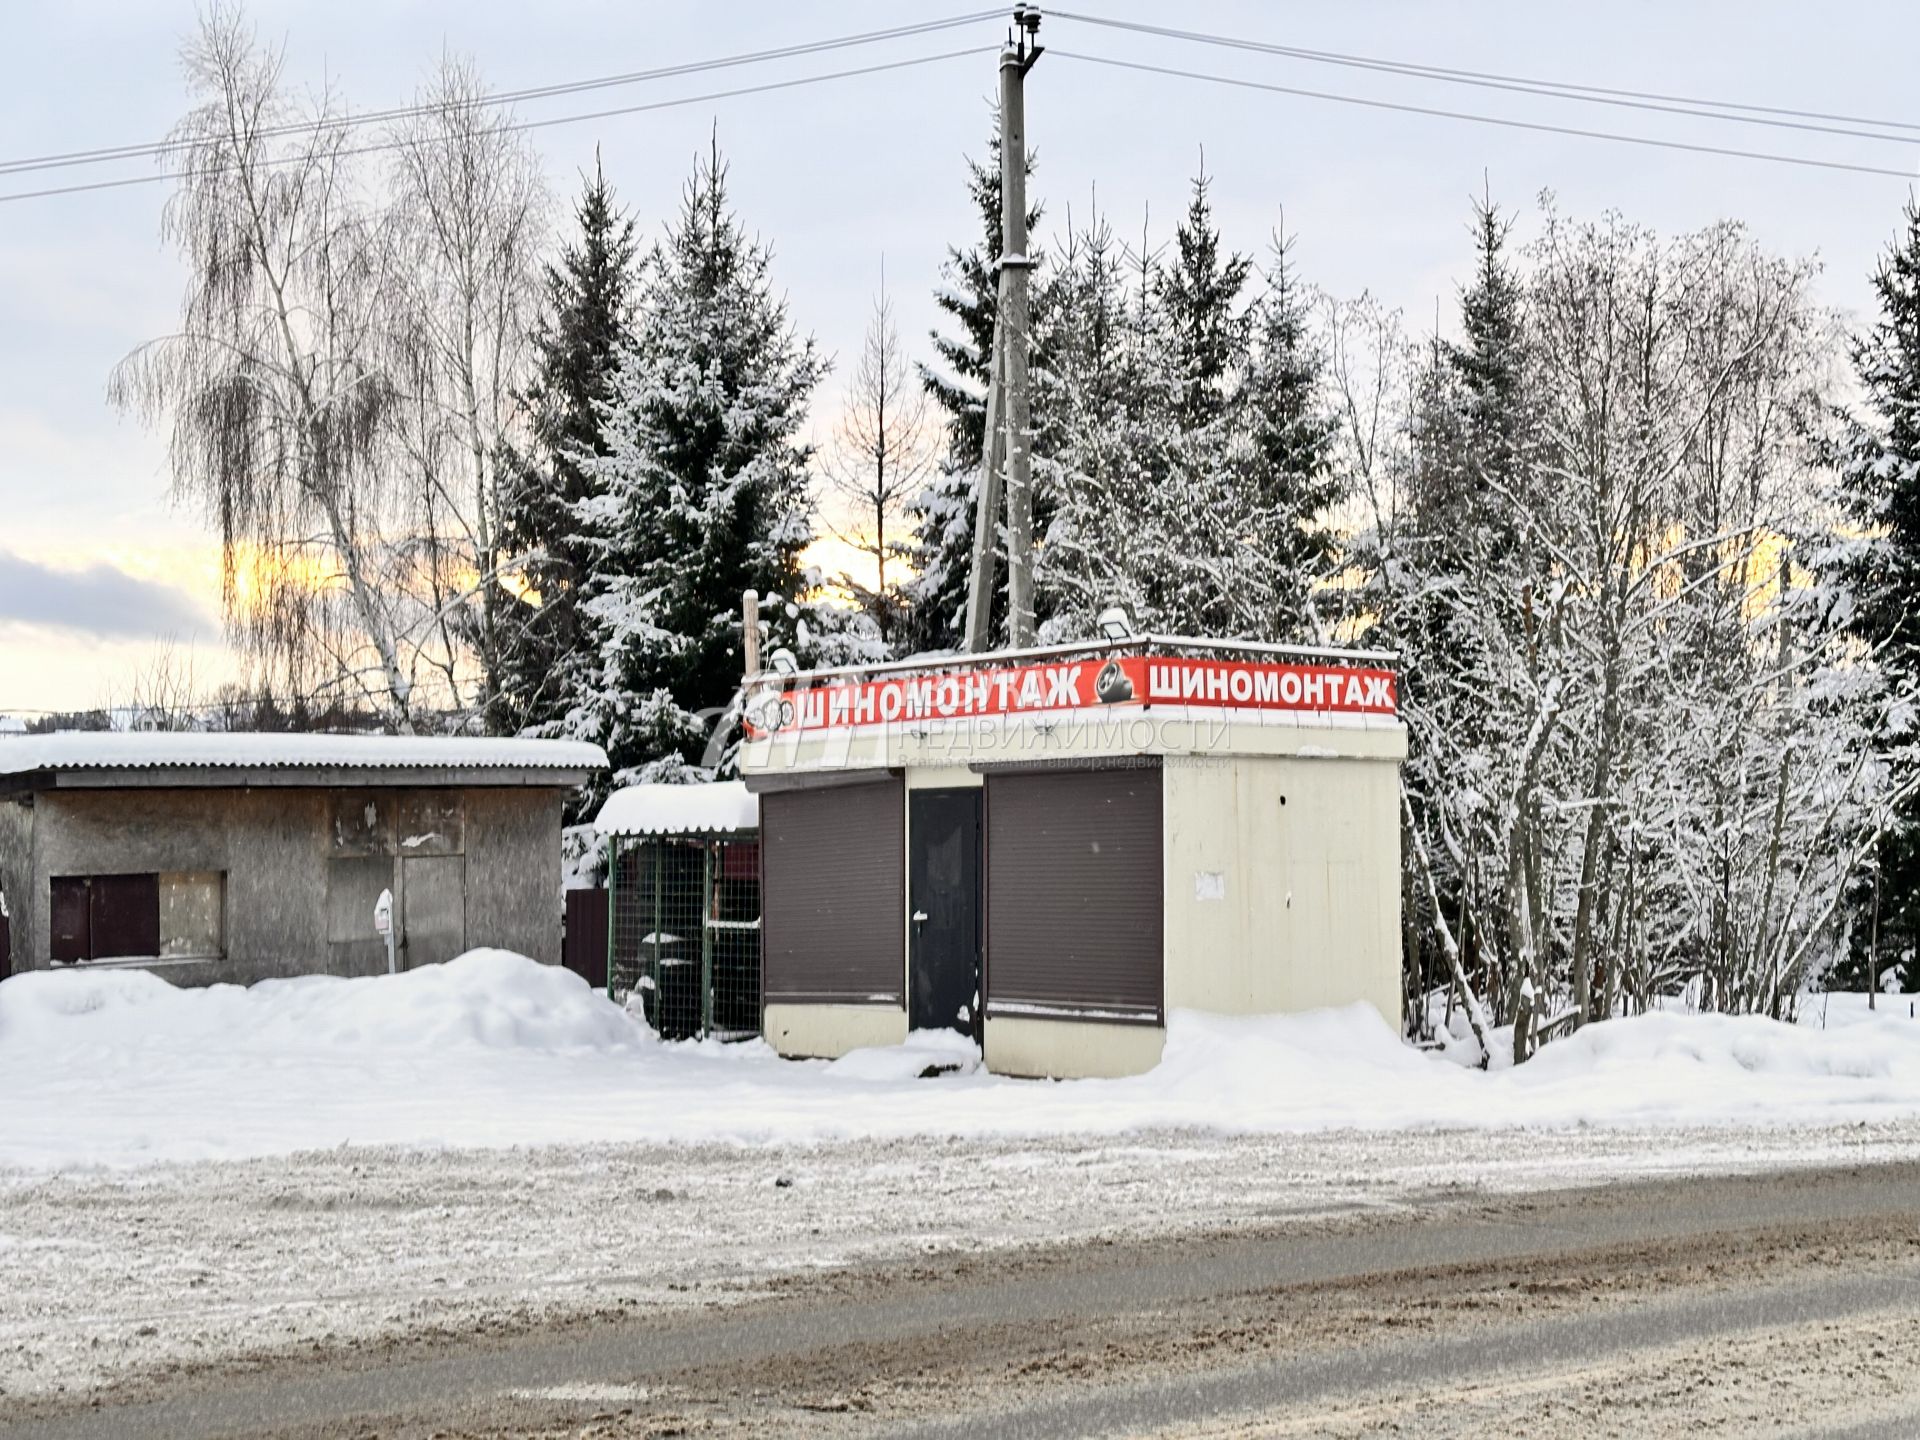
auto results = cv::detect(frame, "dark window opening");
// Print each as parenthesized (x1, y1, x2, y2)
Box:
(49, 872, 225, 964)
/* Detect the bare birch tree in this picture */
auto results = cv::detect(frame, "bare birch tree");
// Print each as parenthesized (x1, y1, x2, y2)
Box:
(385, 55, 546, 725)
(1369, 197, 1901, 1057)
(110, 5, 415, 727)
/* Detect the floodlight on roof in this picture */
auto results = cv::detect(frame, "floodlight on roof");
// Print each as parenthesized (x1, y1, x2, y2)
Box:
(1096, 606, 1135, 642)
(767, 648, 800, 677)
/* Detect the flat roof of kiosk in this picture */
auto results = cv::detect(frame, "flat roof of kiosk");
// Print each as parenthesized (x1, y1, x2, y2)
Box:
(739, 635, 1406, 777)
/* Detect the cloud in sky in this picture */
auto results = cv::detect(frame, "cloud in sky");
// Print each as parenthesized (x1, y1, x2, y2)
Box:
(0, 549, 214, 640)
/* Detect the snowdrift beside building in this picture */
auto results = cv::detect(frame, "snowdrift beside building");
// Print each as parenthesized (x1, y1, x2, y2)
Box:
(0, 948, 639, 1056)
(3, 950, 1920, 1169)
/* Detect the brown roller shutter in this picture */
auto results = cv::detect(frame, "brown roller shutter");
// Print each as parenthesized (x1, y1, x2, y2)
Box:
(761, 778, 904, 1006)
(90, 873, 160, 960)
(985, 764, 1163, 1023)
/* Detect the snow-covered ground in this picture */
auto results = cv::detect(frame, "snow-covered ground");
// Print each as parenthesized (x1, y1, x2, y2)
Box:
(4, 950, 1920, 1172)
(7, 951, 1920, 1405)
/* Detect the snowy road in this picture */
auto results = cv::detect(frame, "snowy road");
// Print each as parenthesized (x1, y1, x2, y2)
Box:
(3, 1148, 1919, 1437)
(4, 1125, 1920, 1435)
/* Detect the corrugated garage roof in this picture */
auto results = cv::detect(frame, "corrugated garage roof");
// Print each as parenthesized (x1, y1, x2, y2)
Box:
(595, 781, 758, 836)
(0, 732, 608, 776)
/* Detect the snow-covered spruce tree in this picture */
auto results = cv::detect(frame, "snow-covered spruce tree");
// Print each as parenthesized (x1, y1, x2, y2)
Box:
(1037, 202, 1161, 638)
(904, 128, 1063, 653)
(1393, 195, 1556, 1047)
(1236, 225, 1344, 643)
(1159, 165, 1251, 432)
(1046, 179, 1243, 640)
(1834, 198, 1920, 988)
(567, 141, 823, 804)
(1044, 178, 1345, 645)
(496, 159, 640, 738)
(1146, 170, 1270, 640)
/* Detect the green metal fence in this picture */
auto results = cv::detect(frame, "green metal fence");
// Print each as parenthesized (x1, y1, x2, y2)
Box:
(607, 832, 760, 1041)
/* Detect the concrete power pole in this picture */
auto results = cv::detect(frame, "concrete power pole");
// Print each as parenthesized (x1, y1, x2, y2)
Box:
(964, 7, 1043, 652)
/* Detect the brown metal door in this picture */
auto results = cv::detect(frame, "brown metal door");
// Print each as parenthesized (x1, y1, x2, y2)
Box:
(563, 888, 609, 991)
(49, 878, 90, 963)
(984, 764, 1164, 1024)
(761, 779, 904, 1006)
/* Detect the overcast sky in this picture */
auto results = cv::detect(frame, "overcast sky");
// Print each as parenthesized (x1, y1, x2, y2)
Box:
(2, 0, 1916, 717)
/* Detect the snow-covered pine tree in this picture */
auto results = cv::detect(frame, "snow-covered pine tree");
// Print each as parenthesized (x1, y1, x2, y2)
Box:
(1386, 194, 1555, 1048)
(497, 159, 639, 738)
(1038, 201, 1157, 638)
(904, 129, 1059, 654)
(1146, 171, 1264, 638)
(567, 140, 823, 801)
(1158, 165, 1251, 431)
(1237, 224, 1343, 642)
(1836, 198, 1920, 985)
(1047, 177, 1342, 645)
(1450, 195, 1535, 557)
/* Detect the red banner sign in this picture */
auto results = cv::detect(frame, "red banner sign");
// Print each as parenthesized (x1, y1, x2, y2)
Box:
(746, 655, 1396, 737)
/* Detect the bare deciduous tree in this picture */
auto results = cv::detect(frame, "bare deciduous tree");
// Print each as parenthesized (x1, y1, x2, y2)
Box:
(385, 55, 547, 725)
(110, 4, 414, 727)
(821, 273, 933, 643)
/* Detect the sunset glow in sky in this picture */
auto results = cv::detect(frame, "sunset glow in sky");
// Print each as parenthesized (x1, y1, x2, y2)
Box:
(4, 0, 1915, 719)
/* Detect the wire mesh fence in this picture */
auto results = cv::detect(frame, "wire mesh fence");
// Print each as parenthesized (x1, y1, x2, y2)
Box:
(608, 833, 761, 1041)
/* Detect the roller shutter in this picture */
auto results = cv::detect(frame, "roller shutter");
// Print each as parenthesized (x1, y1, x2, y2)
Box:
(761, 778, 904, 1006)
(984, 763, 1163, 1023)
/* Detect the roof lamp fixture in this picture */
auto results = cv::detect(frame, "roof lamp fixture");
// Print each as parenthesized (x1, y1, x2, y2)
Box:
(767, 648, 800, 677)
(1097, 606, 1135, 643)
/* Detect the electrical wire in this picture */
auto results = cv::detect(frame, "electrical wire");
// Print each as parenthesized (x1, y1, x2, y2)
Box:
(0, 9, 1004, 179)
(1048, 10, 1920, 143)
(0, 47, 997, 205)
(1051, 50, 1918, 183)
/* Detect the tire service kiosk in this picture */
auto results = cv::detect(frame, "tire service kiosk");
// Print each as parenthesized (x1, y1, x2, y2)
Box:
(739, 637, 1407, 1080)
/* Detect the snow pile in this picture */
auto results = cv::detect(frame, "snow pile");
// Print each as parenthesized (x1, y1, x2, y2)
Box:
(826, 1027, 983, 1082)
(6, 952, 1920, 1171)
(0, 949, 638, 1057)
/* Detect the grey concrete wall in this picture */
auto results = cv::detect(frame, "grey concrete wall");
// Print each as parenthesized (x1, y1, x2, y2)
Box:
(29, 788, 331, 985)
(0, 796, 33, 978)
(464, 788, 564, 965)
(18, 785, 569, 985)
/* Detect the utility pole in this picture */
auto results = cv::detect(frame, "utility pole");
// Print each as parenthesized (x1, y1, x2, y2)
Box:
(964, 6, 1042, 652)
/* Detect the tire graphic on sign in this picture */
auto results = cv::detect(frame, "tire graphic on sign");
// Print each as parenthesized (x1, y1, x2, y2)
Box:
(1095, 658, 1134, 704)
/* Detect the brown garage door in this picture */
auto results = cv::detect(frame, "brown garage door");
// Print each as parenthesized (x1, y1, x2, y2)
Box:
(984, 763, 1163, 1024)
(761, 778, 904, 1007)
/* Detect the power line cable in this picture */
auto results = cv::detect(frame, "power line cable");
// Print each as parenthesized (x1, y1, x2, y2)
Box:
(0, 47, 995, 205)
(1051, 50, 1918, 183)
(0, 10, 1003, 179)
(1049, 10, 1920, 143)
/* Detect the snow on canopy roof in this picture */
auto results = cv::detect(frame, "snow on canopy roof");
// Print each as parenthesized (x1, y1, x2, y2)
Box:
(0, 731, 608, 777)
(594, 781, 758, 836)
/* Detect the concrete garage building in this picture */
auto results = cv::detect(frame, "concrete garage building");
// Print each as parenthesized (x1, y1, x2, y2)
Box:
(0, 733, 604, 984)
(741, 641, 1406, 1080)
